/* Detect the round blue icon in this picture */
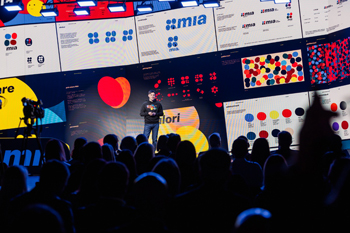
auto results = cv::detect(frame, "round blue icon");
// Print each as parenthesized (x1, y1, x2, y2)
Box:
(129, 29, 133, 35)
(171, 25, 176, 30)
(122, 36, 127, 42)
(94, 38, 99, 43)
(106, 31, 111, 37)
(166, 19, 171, 24)
(166, 25, 170, 31)
(123, 30, 128, 35)
(168, 37, 173, 42)
(94, 32, 98, 38)
(112, 31, 116, 36)
(168, 42, 172, 48)
(89, 39, 94, 44)
(174, 36, 178, 41)
(171, 18, 176, 24)
(128, 35, 132, 40)
(173, 42, 178, 47)
(88, 33, 93, 38)
(111, 37, 116, 42)
(5, 34, 11, 39)
(105, 37, 110, 43)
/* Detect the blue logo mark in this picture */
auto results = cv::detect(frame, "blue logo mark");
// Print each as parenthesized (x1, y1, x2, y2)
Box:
(88, 32, 99, 44)
(122, 29, 133, 42)
(166, 19, 177, 31)
(105, 31, 116, 43)
(166, 15, 207, 31)
(167, 36, 178, 48)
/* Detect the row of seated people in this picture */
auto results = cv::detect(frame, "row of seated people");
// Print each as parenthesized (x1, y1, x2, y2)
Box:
(0, 94, 350, 233)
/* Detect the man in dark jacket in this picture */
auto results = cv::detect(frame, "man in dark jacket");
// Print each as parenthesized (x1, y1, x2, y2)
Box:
(140, 90, 164, 149)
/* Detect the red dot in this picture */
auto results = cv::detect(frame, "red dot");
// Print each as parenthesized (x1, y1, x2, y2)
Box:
(10, 40, 16, 45)
(260, 62, 265, 66)
(270, 59, 275, 64)
(98, 76, 123, 107)
(12, 33, 17, 39)
(254, 64, 259, 69)
(342, 121, 349, 130)
(275, 61, 281, 66)
(282, 109, 292, 118)
(256, 81, 261, 86)
(253, 71, 259, 76)
(331, 103, 338, 112)
(298, 76, 304, 81)
(246, 74, 251, 78)
(257, 112, 266, 121)
(242, 58, 247, 64)
(154, 84, 159, 88)
(259, 130, 269, 138)
(158, 80, 161, 84)
(167, 94, 171, 97)
(255, 57, 260, 62)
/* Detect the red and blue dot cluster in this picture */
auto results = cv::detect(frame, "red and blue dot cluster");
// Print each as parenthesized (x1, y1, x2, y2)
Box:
(307, 37, 350, 84)
(242, 50, 304, 88)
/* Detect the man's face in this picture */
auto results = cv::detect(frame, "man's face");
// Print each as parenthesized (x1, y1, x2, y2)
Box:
(148, 92, 156, 101)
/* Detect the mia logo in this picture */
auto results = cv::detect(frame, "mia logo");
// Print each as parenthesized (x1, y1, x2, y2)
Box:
(285, 2, 291, 9)
(241, 11, 254, 17)
(168, 36, 179, 52)
(88, 32, 99, 44)
(27, 57, 32, 64)
(37, 55, 44, 64)
(25, 38, 32, 46)
(261, 8, 277, 13)
(242, 23, 255, 29)
(337, 0, 348, 4)
(4, 33, 17, 51)
(165, 15, 207, 30)
(287, 13, 293, 20)
(262, 20, 279, 25)
(105, 31, 116, 43)
(324, 5, 333, 9)
(122, 29, 133, 42)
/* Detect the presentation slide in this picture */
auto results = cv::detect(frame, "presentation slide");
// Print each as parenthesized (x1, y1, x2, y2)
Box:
(310, 84, 350, 140)
(57, 17, 139, 72)
(299, 0, 350, 38)
(214, 0, 302, 51)
(242, 49, 305, 89)
(135, 6, 217, 63)
(224, 92, 309, 150)
(307, 36, 350, 84)
(54, 1, 134, 22)
(0, 23, 60, 79)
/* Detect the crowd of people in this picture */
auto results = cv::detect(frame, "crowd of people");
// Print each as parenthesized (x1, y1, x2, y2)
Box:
(0, 94, 350, 233)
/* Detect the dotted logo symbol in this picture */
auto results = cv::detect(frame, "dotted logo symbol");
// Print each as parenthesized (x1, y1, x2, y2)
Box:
(4, 33, 17, 46)
(25, 38, 32, 46)
(166, 18, 177, 31)
(105, 31, 116, 43)
(287, 12, 292, 20)
(88, 32, 99, 44)
(168, 36, 178, 48)
(27, 57, 32, 64)
(122, 29, 133, 42)
(37, 55, 45, 64)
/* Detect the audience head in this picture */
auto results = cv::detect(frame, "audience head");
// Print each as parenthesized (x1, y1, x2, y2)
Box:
(199, 148, 231, 184)
(167, 133, 181, 154)
(11, 204, 65, 233)
(39, 159, 70, 195)
(209, 132, 221, 148)
(234, 208, 272, 233)
(81, 141, 102, 164)
(71, 137, 87, 161)
(152, 158, 180, 196)
(175, 140, 196, 164)
(156, 134, 169, 152)
(232, 138, 249, 159)
(44, 138, 66, 162)
(1, 165, 28, 200)
(277, 131, 292, 149)
(79, 158, 106, 193)
(263, 154, 288, 189)
(136, 134, 148, 146)
(251, 138, 270, 166)
(237, 135, 250, 149)
(116, 149, 137, 182)
(103, 134, 119, 151)
(134, 142, 155, 175)
(120, 136, 137, 154)
(102, 143, 116, 162)
(97, 161, 129, 199)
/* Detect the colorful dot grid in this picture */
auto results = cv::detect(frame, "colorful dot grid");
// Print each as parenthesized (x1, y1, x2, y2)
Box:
(241, 50, 304, 89)
(307, 37, 350, 85)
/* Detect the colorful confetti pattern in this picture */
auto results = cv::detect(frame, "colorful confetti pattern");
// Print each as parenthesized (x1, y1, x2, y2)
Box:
(307, 37, 350, 84)
(242, 50, 304, 89)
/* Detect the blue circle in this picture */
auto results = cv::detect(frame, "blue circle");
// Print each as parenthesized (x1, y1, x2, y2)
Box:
(94, 38, 99, 43)
(89, 39, 94, 44)
(251, 82, 256, 86)
(272, 129, 280, 137)
(105, 37, 110, 43)
(168, 37, 173, 42)
(247, 132, 256, 140)
(245, 113, 254, 122)
(166, 25, 170, 31)
(112, 31, 116, 36)
(281, 60, 287, 66)
(122, 36, 127, 42)
(244, 65, 249, 70)
(168, 42, 172, 48)
(174, 36, 178, 41)
(286, 65, 291, 71)
(166, 19, 171, 24)
(293, 51, 299, 57)
(171, 25, 176, 30)
(173, 42, 178, 47)
(111, 37, 116, 42)
(298, 71, 303, 76)
(128, 36, 132, 40)
(94, 32, 98, 38)
(123, 30, 128, 35)
(88, 33, 93, 38)
(5, 34, 11, 39)
(129, 29, 133, 34)
(268, 73, 274, 79)
(106, 31, 111, 37)
(171, 18, 176, 24)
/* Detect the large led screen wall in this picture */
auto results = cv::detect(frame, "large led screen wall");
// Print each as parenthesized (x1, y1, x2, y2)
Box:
(1, 0, 350, 155)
